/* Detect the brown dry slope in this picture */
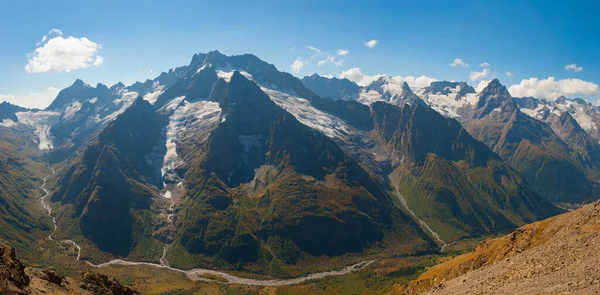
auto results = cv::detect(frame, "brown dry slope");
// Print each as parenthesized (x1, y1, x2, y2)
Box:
(0, 240, 139, 295)
(402, 201, 600, 295)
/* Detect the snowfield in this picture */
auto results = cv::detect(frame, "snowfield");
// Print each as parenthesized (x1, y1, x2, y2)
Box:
(260, 86, 354, 140)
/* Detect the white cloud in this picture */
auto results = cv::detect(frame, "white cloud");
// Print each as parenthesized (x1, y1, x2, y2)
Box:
(450, 58, 469, 68)
(392, 75, 437, 88)
(290, 58, 304, 73)
(508, 77, 599, 99)
(506, 71, 513, 77)
(318, 56, 334, 66)
(339, 67, 436, 88)
(142, 68, 154, 74)
(36, 35, 47, 46)
(323, 74, 334, 79)
(318, 55, 343, 67)
(289, 47, 297, 51)
(48, 29, 63, 36)
(480, 62, 491, 68)
(364, 39, 378, 48)
(36, 29, 64, 46)
(339, 68, 384, 86)
(337, 49, 349, 56)
(475, 80, 491, 92)
(469, 68, 489, 81)
(307, 45, 321, 54)
(26, 31, 103, 73)
(0, 87, 60, 109)
(290, 46, 345, 74)
(565, 63, 583, 72)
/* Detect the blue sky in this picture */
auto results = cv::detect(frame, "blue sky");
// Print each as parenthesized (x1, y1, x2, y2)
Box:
(1, 0, 599, 108)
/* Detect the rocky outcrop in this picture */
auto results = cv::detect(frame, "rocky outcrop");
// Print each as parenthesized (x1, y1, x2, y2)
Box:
(0, 241, 30, 295)
(0, 240, 140, 295)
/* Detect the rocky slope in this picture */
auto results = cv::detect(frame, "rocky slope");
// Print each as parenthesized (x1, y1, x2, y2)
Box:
(403, 200, 600, 295)
(0, 240, 139, 295)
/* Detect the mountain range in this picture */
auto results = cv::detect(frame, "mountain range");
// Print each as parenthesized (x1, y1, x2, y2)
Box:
(0, 51, 598, 283)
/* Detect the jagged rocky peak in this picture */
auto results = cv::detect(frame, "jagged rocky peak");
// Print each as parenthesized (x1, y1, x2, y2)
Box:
(46, 79, 112, 111)
(301, 72, 361, 100)
(109, 81, 126, 92)
(555, 95, 568, 104)
(514, 96, 542, 109)
(473, 78, 516, 117)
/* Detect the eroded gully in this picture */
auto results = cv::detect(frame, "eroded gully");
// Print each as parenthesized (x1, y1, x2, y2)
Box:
(391, 182, 447, 252)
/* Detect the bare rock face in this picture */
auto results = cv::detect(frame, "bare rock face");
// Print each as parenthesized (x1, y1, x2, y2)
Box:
(0, 242, 30, 295)
(79, 272, 140, 295)
(41, 267, 64, 286)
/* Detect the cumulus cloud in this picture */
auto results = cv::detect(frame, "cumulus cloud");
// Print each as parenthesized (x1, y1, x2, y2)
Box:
(26, 29, 103, 73)
(0, 87, 60, 109)
(337, 49, 349, 56)
(469, 68, 489, 81)
(339, 67, 436, 88)
(508, 77, 599, 99)
(290, 58, 305, 73)
(290, 45, 345, 74)
(36, 28, 62, 46)
(364, 39, 378, 48)
(323, 74, 334, 78)
(480, 62, 491, 68)
(450, 58, 469, 68)
(339, 68, 384, 86)
(565, 63, 583, 72)
(475, 80, 491, 92)
(506, 71, 513, 77)
(392, 75, 437, 88)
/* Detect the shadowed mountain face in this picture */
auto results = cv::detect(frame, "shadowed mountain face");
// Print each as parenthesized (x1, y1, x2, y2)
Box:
(51, 98, 166, 256)
(463, 79, 600, 203)
(175, 72, 433, 264)
(301, 73, 361, 100)
(0, 102, 27, 122)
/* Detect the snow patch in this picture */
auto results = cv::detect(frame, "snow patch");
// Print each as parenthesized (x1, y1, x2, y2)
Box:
(101, 90, 139, 123)
(88, 97, 97, 104)
(143, 82, 165, 105)
(216, 63, 254, 82)
(0, 119, 17, 128)
(62, 101, 82, 121)
(357, 89, 385, 105)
